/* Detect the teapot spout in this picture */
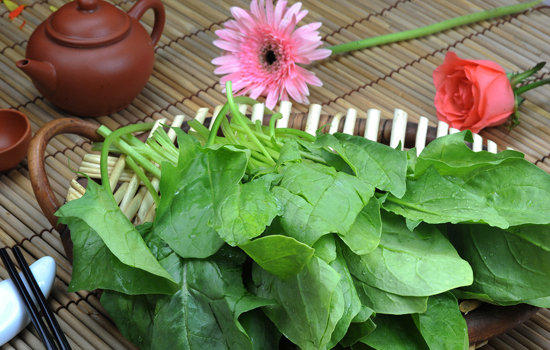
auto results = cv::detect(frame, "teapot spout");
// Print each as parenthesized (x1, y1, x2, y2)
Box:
(16, 59, 57, 96)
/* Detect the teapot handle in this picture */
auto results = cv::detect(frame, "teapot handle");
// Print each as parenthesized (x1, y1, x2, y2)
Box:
(128, 0, 166, 46)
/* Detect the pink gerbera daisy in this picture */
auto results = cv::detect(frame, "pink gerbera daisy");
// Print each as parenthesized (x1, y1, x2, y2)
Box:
(211, 0, 331, 109)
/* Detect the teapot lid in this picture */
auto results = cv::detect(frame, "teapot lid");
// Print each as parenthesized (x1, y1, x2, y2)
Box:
(46, 0, 131, 47)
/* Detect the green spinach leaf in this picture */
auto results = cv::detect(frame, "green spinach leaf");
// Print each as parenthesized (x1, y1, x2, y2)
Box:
(56, 180, 178, 294)
(155, 136, 249, 257)
(239, 235, 314, 279)
(315, 133, 408, 197)
(360, 314, 429, 350)
(273, 162, 373, 246)
(449, 224, 550, 303)
(412, 292, 468, 350)
(253, 255, 345, 350)
(344, 211, 473, 297)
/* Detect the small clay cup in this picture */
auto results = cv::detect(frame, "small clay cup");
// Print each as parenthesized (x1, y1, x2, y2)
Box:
(0, 109, 32, 172)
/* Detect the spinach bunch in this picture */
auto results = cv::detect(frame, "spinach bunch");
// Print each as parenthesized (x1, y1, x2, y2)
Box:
(57, 84, 550, 350)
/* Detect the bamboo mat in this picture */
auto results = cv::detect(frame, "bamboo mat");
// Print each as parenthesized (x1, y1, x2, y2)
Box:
(1, 0, 550, 349)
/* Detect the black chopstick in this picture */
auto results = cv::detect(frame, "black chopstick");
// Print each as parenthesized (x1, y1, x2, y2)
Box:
(12, 246, 73, 350)
(0, 247, 72, 350)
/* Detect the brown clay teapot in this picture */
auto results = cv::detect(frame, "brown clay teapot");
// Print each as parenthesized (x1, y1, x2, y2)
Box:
(17, 0, 165, 117)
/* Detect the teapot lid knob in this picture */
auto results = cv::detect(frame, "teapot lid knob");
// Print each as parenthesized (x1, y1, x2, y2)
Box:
(77, 0, 98, 11)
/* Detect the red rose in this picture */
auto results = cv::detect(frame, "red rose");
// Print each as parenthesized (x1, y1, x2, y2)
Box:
(433, 52, 515, 134)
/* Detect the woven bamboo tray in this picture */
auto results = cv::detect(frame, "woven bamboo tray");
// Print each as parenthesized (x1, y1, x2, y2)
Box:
(1, 0, 550, 349)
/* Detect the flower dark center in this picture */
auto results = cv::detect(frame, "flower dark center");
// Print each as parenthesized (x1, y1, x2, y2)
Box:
(265, 50, 277, 65)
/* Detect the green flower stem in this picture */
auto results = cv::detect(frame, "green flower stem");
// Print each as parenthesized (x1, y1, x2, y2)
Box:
(329, 0, 542, 54)
(226, 82, 276, 165)
(514, 78, 550, 95)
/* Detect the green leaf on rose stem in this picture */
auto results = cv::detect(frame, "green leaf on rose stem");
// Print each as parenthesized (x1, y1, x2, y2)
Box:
(344, 211, 473, 297)
(411, 292, 469, 350)
(272, 162, 373, 246)
(253, 255, 345, 350)
(509, 62, 546, 86)
(154, 131, 249, 258)
(56, 180, 178, 295)
(414, 131, 524, 178)
(352, 276, 428, 315)
(315, 133, 408, 197)
(239, 235, 314, 279)
(448, 224, 550, 304)
(360, 314, 429, 350)
(339, 196, 382, 255)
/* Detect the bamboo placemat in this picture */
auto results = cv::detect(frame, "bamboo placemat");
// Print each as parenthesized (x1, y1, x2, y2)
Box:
(1, 0, 550, 349)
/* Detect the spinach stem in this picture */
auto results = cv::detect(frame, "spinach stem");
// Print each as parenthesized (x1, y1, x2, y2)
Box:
(187, 120, 211, 141)
(97, 124, 160, 202)
(226, 82, 276, 166)
(124, 157, 160, 207)
(269, 113, 283, 138)
(206, 103, 231, 147)
(275, 128, 317, 142)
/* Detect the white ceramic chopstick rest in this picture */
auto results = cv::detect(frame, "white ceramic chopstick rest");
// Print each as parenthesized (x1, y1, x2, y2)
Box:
(0, 256, 56, 346)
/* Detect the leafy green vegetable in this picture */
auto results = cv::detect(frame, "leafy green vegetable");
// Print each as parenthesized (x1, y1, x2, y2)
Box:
(414, 131, 524, 177)
(345, 211, 473, 297)
(60, 85, 550, 350)
(361, 314, 429, 350)
(353, 278, 428, 315)
(340, 196, 381, 255)
(274, 162, 373, 246)
(253, 256, 345, 350)
(212, 174, 281, 246)
(412, 292, 469, 350)
(56, 180, 178, 294)
(154, 135, 248, 257)
(383, 166, 508, 227)
(449, 224, 550, 303)
(315, 132, 408, 197)
(239, 235, 314, 279)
